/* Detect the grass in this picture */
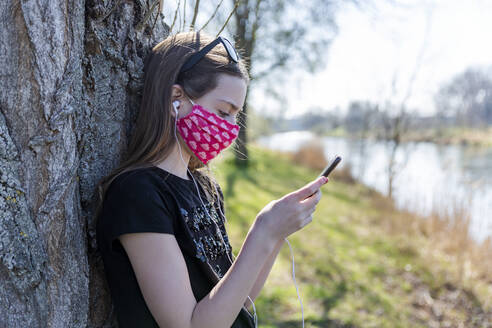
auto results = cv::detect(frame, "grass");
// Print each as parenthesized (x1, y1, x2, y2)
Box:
(209, 143, 492, 328)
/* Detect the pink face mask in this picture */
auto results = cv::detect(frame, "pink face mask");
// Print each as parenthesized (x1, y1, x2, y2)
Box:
(176, 99, 240, 165)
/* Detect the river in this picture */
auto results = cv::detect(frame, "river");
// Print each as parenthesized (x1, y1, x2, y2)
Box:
(257, 131, 492, 242)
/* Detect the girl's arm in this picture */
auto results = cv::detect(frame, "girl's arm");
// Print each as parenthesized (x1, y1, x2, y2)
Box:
(243, 238, 285, 310)
(190, 221, 277, 327)
(120, 177, 326, 328)
(120, 220, 277, 328)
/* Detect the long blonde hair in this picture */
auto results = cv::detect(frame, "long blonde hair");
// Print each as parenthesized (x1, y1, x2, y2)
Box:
(94, 31, 249, 223)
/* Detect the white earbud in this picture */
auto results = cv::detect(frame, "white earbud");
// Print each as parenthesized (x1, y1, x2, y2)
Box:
(172, 100, 180, 115)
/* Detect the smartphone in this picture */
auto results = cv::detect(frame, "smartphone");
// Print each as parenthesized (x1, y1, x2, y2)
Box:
(319, 155, 342, 178)
(306, 155, 342, 199)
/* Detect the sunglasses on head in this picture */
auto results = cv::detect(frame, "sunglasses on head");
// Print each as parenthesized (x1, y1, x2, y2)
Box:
(179, 36, 239, 74)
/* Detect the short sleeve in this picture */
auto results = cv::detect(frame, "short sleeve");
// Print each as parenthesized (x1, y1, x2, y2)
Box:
(102, 171, 175, 253)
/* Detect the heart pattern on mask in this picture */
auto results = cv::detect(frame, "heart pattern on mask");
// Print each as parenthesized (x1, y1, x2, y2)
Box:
(190, 116, 199, 125)
(176, 104, 241, 165)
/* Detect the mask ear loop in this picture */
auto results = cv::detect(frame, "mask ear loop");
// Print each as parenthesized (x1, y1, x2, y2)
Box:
(173, 101, 259, 328)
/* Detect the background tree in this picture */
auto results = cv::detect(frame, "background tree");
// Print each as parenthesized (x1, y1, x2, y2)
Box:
(228, 0, 346, 166)
(434, 67, 492, 127)
(375, 2, 433, 199)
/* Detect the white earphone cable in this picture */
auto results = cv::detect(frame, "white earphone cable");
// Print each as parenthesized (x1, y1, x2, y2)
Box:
(173, 101, 259, 327)
(285, 237, 305, 328)
(173, 100, 304, 328)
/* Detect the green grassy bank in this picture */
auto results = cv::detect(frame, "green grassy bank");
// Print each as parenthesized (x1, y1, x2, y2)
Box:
(211, 144, 491, 328)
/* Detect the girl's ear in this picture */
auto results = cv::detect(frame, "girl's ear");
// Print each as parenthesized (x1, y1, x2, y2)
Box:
(171, 85, 185, 118)
(171, 84, 186, 103)
(171, 84, 194, 118)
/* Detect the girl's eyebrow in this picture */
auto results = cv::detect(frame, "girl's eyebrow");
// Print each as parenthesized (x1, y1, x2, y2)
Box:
(217, 98, 241, 111)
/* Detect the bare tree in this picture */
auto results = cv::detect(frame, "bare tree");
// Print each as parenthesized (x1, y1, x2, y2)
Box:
(381, 103, 410, 199)
(378, 2, 433, 199)
(434, 67, 492, 128)
(228, 0, 344, 166)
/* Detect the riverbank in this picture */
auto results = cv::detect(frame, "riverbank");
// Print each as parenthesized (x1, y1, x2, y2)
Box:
(211, 144, 492, 327)
(402, 126, 492, 147)
(322, 126, 492, 147)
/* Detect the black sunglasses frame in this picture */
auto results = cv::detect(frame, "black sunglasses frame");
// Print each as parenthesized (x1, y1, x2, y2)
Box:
(179, 36, 239, 74)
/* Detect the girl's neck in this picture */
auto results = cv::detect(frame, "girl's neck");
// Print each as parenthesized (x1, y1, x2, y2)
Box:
(155, 142, 191, 180)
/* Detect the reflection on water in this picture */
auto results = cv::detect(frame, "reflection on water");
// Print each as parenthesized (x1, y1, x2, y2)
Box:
(257, 131, 492, 242)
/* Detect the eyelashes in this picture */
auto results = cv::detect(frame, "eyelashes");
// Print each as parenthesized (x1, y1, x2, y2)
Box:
(217, 109, 238, 124)
(218, 110, 230, 118)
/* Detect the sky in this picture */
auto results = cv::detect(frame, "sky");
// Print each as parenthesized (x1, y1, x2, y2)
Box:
(250, 0, 492, 118)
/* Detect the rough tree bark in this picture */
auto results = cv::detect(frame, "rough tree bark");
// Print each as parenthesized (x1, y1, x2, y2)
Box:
(0, 1, 169, 327)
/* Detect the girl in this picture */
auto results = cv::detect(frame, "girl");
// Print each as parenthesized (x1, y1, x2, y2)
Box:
(95, 31, 328, 328)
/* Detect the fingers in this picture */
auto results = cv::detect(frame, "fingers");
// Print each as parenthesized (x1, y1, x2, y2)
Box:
(300, 188, 321, 204)
(299, 187, 323, 218)
(299, 214, 314, 229)
(291, 176, 328, 201)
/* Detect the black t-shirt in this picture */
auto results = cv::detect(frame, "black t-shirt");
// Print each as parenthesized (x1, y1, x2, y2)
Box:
(96, 166, 255, 328)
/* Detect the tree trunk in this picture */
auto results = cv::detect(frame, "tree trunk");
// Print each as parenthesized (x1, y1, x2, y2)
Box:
(0, 1, 169, 327)
(233, 89, 251, 167)
(232, 0, 255, 168)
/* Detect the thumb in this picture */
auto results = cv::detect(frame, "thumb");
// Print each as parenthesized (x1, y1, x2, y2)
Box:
(291, 176, 328, 201)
